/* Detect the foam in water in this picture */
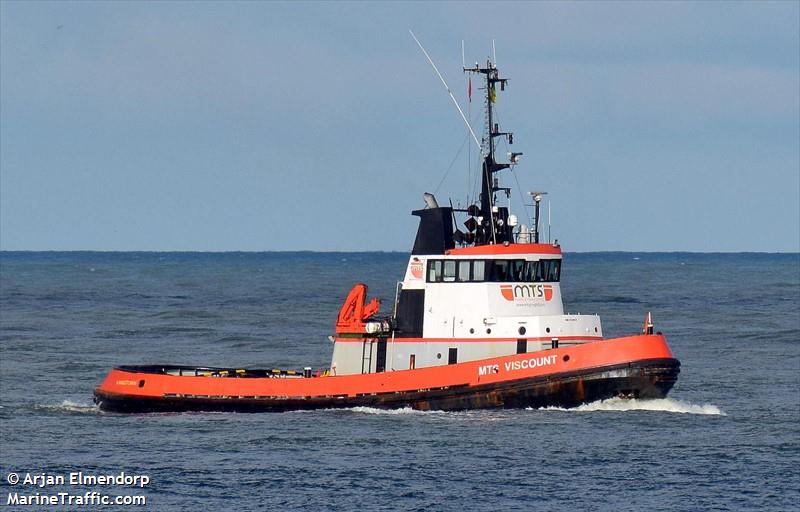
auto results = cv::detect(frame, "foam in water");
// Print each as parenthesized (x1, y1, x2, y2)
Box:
(344, 406, 444, 415)
(35, 400, 100, 414)
(536, 397, 726, 416)
(297, 400, 725, 417)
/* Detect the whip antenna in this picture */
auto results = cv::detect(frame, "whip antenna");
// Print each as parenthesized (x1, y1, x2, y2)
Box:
(409, 30, 484, 156)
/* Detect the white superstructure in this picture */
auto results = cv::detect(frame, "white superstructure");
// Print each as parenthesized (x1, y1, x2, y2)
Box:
(331, 243, 602, 375)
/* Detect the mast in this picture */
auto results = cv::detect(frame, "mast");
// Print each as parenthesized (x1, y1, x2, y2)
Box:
(464, 60, 519, 245)
(409, 35, 525, 252)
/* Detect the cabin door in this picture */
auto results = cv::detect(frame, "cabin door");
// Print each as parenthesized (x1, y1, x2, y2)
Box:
(361, 339, 374, 374)
(375, 340, 387, 373)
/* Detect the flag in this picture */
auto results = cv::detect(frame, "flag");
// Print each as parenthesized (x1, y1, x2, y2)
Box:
(468, 77, 472, 103)
(490, 85, 496, 103)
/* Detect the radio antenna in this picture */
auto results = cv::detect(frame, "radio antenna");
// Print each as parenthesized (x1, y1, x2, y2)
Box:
(492, 39, 497, 64)
(409, 30, 483, 156)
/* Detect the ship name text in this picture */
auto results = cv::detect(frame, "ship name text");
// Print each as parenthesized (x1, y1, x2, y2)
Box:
(478, 354, 558, 377)
(505, 354, 558, 371)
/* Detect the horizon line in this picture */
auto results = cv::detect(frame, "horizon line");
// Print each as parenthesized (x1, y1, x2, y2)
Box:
(1, 249, 798, 255)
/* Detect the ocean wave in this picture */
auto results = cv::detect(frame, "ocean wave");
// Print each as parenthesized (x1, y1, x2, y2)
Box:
(571, 295, 641, 304)
(535, 397, 725, 415)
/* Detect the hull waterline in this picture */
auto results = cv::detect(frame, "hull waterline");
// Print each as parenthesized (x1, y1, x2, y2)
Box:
(95, 358, 679, 413)
(94, 335, 680, 414)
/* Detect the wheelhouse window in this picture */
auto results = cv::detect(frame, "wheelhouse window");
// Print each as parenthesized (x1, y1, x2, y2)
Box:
(457, 260, 471, 282)
(534, 259, 561, 282)
(489, 260, 512, 282)
(426, 258, 560, 283)
(487, 259, 532, 282)
(472, 261, 486, 281)
(443, 260, 457, 282)
(428, 260, 442, 282)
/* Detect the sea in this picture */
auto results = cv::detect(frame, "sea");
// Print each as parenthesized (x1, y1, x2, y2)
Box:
(0, 251, 798, 511)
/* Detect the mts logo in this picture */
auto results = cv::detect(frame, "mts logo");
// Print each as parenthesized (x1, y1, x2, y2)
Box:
(500, 284, 554, 302)
(410, 259, 423, 279)
(478, 364, 500, 376)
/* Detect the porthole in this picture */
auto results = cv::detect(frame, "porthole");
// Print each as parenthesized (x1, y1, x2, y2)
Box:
(563, 355, 570, 362)
(469, 328, 475, 334)
(138, 380, 145, 388)
(518, 326, 527, 335)
(594, 327, 598, 333)
(436, 353, 442, 359)
(546, 327, 551, 333)
(486, 328, 492, 334)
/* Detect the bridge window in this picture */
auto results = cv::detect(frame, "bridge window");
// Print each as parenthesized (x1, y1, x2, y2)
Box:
(428, 260, 442, 282)
(523, 259, 561, 282)
(457, 260, 471, 282)
(487, 259, 527, 282)
(489, 260, 510, 281)
(426, 258, 560, 283)
(533, 259, 561, 282)
(443, 260, 457, 282)
(472, 261, 485, 281)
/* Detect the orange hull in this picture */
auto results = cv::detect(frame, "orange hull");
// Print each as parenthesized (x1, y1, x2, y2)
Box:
(94, 334, 680, 413)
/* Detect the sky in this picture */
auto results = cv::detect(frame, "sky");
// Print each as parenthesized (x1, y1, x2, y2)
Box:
(1, 1, 798, 252)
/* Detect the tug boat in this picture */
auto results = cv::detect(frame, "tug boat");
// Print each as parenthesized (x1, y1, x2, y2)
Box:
(94, 57, 680, 413)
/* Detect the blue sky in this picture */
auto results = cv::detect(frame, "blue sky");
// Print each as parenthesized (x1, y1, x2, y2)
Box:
(1, 1, 798, 252)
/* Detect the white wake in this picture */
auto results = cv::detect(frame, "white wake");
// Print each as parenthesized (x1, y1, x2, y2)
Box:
(537, 397, 725, 416)
(315, 399, 726, 417)
(34, 400, 100, 414)
(344, 406, 445, 416)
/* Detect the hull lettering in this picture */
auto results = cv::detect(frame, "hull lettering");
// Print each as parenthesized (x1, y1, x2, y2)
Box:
(504, 354, 558, 372)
